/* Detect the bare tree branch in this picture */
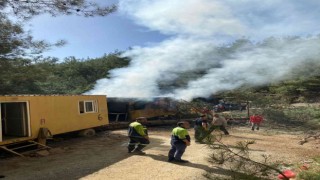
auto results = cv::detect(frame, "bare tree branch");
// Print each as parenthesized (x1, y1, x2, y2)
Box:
(1, 0, 117, 20)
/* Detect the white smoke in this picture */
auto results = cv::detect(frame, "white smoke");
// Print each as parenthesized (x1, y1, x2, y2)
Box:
(173, 37, 320, 100)
(86, 0, 320, 100)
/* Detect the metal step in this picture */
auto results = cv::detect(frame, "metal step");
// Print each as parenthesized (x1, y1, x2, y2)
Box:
(0, 140, 51, 157)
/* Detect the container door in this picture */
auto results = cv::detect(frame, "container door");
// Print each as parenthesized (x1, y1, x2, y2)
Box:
(0, 103, 2, 142)
(2, 102, 28, 137)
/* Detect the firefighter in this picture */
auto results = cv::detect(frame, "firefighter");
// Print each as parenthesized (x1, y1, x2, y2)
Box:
(168, 121, 191, 163)
(127, 117, 150, 154)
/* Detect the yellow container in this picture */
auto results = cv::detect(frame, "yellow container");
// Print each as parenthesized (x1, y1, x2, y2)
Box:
(0, 95, 109, 145)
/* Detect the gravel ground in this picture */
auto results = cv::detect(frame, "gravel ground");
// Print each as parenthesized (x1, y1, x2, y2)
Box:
(0, 125, 319, 180)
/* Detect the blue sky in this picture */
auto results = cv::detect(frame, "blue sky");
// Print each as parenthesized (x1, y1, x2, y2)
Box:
(26, 0, 320, 99)
(29, 5, 168, 60)
(28, 0, 320, 61)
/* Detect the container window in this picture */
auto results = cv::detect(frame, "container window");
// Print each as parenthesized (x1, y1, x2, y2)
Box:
(79, 100, 97, 114)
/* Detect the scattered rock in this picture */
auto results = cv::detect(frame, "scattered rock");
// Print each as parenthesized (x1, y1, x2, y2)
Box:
(36, 150, 50, 157)
(49, 148, 65, 154)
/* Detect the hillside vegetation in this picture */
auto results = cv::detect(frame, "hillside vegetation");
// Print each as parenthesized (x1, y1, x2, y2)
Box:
(0, 52, 129, 94)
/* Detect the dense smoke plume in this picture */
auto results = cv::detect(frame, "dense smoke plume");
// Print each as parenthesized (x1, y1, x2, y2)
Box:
(87, 0, 320, 100)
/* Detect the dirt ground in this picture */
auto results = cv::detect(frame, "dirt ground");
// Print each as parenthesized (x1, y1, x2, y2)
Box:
(0, 125, 319, 180)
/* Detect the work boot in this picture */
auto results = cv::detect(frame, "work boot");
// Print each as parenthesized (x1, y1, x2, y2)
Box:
(132, 150, 146, 155)
(168, 157, 175, 162)
(175, 159, 189, 163)
(128, 146, 135, 153)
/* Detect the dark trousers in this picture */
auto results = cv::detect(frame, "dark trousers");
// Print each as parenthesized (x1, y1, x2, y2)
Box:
(218, 125, 229, 135)
(209, 125, 229, 135)
(194, 126, 206, 142)
(194, 126, 201, 141)
(168, 141, 187, 161)
(251, 123, 260, 130)
(128, 136, 150, 152)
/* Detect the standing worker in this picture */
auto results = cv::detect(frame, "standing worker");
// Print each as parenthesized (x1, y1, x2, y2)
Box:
(249, 114, 263, 131)
(127, 117, 150, 154)
(168, 121, 191, 163)
(212, 114, 230, 135)
(194, 114, 209, 143)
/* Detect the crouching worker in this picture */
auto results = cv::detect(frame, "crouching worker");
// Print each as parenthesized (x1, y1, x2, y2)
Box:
(128, 117, 150, 154)
(168, 121, 191, 163)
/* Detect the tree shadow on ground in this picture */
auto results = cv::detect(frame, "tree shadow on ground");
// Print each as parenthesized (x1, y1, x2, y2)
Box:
(0, 130, 137, 180)
(146, 153, 234, 177)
